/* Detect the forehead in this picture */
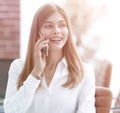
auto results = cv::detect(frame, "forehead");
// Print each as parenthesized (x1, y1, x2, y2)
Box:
(46, 12, 65, 22)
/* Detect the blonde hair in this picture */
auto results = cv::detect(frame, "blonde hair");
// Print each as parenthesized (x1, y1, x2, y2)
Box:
(17, 3, 84, 89)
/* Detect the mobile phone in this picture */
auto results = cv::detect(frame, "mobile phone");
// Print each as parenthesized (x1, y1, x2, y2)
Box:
(44, 44, 48, 56)
(39, 33, 49, 56)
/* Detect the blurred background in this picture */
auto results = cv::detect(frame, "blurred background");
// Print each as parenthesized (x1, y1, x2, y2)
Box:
(0, 0, 120, 112)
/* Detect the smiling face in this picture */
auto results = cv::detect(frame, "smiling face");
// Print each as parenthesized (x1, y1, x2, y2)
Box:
(40, 12, 68, 51)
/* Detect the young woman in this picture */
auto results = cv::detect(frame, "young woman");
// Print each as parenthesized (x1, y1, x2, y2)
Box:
(4, 3, 96, 113)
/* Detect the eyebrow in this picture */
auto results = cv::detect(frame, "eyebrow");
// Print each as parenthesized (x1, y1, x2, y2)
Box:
(45, 20, 66, 24)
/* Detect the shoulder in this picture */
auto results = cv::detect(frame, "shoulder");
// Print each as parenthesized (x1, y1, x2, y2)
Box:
(9, 58, 25, 78)
(10, 58, 25, 69)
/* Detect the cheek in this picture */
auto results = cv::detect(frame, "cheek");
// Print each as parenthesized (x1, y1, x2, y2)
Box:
(63, 29, 68, 39)
(41, 30, 51, 39)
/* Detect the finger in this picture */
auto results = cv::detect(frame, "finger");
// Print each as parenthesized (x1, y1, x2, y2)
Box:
(38, 43, 48, 50)
(35, 44, 47, 57)
(35, 39, 49, 49)
(35, 34, 48, 47)
(38, 33, 46, 41)
(40, 39, 49, 45)
(35, 38, 46, 48)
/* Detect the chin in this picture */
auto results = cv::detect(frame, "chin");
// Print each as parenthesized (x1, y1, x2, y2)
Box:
(49, 46, 64, 51)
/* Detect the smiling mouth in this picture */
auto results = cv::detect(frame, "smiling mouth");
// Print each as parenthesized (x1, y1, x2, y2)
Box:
(50, 37, 62, 41)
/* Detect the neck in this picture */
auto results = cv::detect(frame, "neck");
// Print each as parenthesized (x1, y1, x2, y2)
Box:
(45, 49, 63, 70)
(44, 49, 63, 86)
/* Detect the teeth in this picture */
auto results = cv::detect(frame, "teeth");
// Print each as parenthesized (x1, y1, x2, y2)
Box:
(51, 38, 61, 41)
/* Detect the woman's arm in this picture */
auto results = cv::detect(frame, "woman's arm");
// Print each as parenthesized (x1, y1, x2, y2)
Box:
(76, 64, 96, 113)
(4, 59, 40, 113)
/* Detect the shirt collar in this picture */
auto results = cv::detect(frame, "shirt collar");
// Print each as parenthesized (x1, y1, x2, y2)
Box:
(60, 57, 67, 67)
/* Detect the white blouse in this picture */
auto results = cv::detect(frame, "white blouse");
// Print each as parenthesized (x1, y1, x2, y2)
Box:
(4, 58, 96, 113)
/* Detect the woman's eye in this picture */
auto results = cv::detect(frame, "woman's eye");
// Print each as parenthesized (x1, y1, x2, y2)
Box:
(59, 23, 66, 28)
(44, 25, 53, 29)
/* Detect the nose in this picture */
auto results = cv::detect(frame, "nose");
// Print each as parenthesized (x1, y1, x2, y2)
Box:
(53, 26, 60, 34)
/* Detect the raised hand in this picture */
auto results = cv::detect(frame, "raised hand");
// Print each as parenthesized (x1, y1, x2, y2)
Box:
(32, 34, 49, 79)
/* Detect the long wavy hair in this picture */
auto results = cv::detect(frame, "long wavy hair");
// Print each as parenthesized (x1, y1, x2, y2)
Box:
(17, 3, 84, 89)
